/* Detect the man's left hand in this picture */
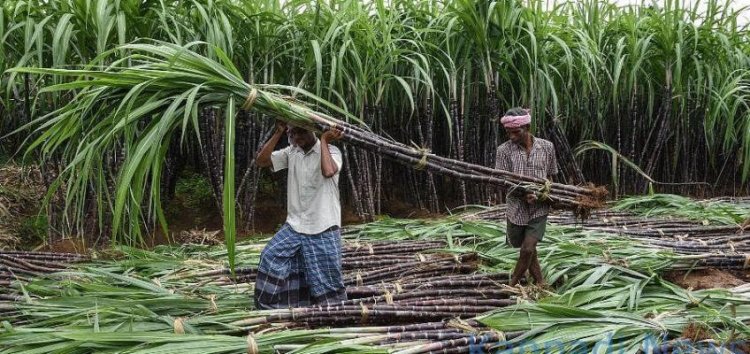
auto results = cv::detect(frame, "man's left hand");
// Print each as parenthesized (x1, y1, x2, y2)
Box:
(525, 193, 538, 205)
(321, 125, 344, 142)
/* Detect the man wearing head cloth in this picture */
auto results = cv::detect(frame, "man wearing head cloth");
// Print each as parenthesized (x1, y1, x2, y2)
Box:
(495, 108, 558, 287)
(254, 121, 347, 308)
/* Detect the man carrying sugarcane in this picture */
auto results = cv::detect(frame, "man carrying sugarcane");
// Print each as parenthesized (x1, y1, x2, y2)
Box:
(254, 121, 347, 309)
(495, 108, 558, 287)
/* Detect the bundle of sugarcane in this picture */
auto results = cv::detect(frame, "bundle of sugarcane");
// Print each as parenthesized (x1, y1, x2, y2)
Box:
(544, 209, 637, 225)
(315, 118, 608, 213)
(11, 42, 608, 270)
(1, 267, 255, 333)
(595, 224, 743, 238)
(167, 240, 452, 286)
(345, 273, 509, 298)
(268, 321, 526, 354)
(177, 251, 483, 289)
(468, 204, 750, 271)
(0, 328, 339, 354)
(230, 301, 510, 329)
(613, 194, 750, 226)
(0, 251, 87, 280)
(629, 233, 750, 251)
(470, 279, 750, 354)
(343, 253, 478, 287)
(549, 211, 696, 228)
(343, 252, 473, 272)
(0, 251, 89, 297)
(344, 270, 512, 302)
(0, 321, 516, 354)
(343, 241, 447, 257)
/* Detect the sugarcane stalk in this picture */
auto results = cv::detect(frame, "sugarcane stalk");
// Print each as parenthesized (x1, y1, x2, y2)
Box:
(0, 254, 66, 274)
(313, 119, 603, 207)
(171, 266, 257, 280)
(335, 289, 512, 306)
(343, 145, 366, 219)
(330, 122, 602, 197)
(0, 251, 88, 261)
(344, 241, 446, 252)
(0, 265, 41, 277)
(394, 331, 505, 354)
(343, 244, 447, 257)
(397, 299, 515, 307)
(346, 264, 478, 286)
(0, 294, 23, 301)
(236, 309, 483, 327)
(327, 321, 459, 334)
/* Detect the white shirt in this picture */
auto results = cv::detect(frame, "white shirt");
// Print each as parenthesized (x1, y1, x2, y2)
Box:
(271, 139, 343, 234)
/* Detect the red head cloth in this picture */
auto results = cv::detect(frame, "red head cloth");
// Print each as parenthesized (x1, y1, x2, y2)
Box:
(500, 112, 531, 129)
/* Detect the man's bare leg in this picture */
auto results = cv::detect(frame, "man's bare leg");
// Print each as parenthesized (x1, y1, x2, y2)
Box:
(528, 249, 545, 286)
(510, 236, 538, 286)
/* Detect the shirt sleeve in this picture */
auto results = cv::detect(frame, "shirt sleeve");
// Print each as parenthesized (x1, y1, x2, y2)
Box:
(271, 146, 292, 172)
(547, 143, 559, 177)
(329, 145, 343, 172)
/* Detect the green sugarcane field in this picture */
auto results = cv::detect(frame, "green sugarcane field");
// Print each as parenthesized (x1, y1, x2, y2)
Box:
(2, 0, 750, 353)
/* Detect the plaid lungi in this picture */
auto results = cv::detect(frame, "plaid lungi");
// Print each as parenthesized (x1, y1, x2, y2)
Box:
(254, 223, 347, 309)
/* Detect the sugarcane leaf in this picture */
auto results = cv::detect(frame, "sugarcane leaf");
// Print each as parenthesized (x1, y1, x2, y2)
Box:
(583, 265, 612, 285)
(388, 75, 414, 112)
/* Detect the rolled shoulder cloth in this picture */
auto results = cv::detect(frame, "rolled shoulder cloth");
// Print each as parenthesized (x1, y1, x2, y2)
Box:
(254, 223, 347, 309)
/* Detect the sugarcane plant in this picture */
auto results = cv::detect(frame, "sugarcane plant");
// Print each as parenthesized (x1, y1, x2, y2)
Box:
(8, 41, 607, 270)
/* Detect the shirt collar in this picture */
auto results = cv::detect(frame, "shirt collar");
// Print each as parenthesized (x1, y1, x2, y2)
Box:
(512, 135, 537, 152)
(294, 139, 321, 155)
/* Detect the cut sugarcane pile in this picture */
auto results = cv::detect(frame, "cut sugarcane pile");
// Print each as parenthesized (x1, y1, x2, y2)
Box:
(2, 211, 750, 353)
(0, 251, 88, 299)
(169, 241, 515, 329)
(469, 195, 750, 271)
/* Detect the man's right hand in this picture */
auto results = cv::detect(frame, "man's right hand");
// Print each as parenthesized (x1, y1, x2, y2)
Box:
(257, 121, 288, 168)
(275, 121, 287, 134)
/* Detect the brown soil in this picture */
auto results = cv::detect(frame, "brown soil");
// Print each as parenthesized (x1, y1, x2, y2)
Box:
(0, 163, 46, 250)
(41, 238, 89, 254)
(378, 198, 443, 219)
(665, 268, 747, 290)
(150, 197, 445, 245)
(680, 322, 712, 341)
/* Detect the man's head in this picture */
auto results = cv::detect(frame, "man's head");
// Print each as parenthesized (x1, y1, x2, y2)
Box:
(288, 126, 317, 151)
(501, 107, 531, 145)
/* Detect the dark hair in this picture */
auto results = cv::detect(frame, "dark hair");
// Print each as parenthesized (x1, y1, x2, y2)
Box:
(504, 107, 528, 117)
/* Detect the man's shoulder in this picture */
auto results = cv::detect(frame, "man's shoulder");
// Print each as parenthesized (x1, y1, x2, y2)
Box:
(327, 144, 342, 154)
(536, 137, 554, 146)
(536, 138, 555, 151)
(272, 145, 294, 159)
(497, 141, 514, 152)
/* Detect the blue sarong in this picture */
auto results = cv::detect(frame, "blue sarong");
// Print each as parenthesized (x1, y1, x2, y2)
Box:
(254, 223, 347, 309)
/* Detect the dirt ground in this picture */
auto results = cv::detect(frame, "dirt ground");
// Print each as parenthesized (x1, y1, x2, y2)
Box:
(665, 268, 749, 290)
(0, 163, 46, 250)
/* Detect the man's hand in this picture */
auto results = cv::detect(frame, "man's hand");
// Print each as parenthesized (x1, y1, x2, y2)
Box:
(275, 121, 287, 134)
(257, 121, 288, 168)
(321, 125, 344, 142)
(525, 193, 538, 205)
